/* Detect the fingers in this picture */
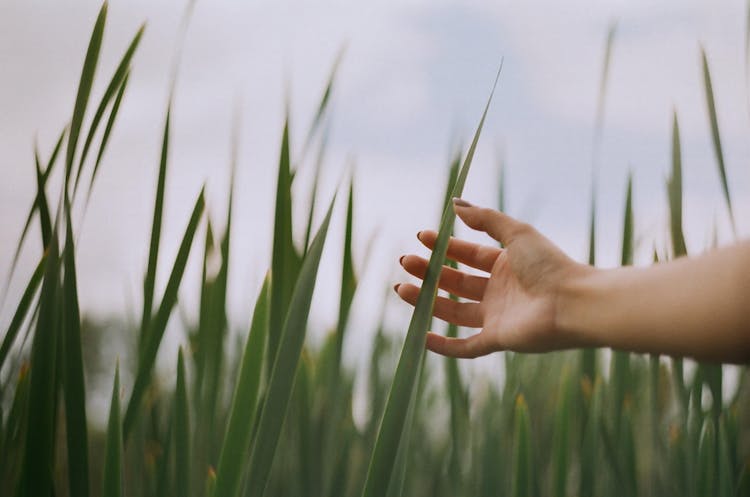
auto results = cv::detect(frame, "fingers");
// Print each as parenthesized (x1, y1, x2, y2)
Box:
(395, 283, 483, 327)
(399, 254, 487, 301)
(416, 230, 501, 272)
(426, 331, 495, 358)
(452, 198, 527, 246)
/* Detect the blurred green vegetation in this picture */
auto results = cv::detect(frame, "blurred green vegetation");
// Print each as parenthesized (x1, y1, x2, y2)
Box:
(1, 4, 749, 497)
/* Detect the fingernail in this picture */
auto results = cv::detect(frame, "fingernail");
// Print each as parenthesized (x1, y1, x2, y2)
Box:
(452, 197, 472, 207)
(393, 283, 401, 293)
(399, 255, 406, 265)
(416, 230, 423, 241)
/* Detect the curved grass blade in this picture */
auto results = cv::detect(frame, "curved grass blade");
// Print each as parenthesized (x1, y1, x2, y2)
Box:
(361, 63, 502, 497)
(552, 369, 572, 497)
(175, 348, 190, 497)
(696, 418, 716, 497)
(667, 112, 689, 419)
(334, 177, 357, 373)
(701, 48, 736, 236)
(244, 195, 336, 497)
(102, 363, 122, 497)
(268, 119, 299, 375)
(65, 2, 107, 190)
(84, 71, 130, 206)
(17, 237, 60, 497)
(580, 378, 603, 497)
(303, 132, 327, 256)
(124, 188, 205, 440)
(1, 129, 65, 309)
(34, 150, 54, 249)
(61, 209, 89, 497)
(140, 105, 172, 355)
(610, 174, 633, 435)
(0, 255, 46, 373)
(667, 112, 687, 259)
(512, 395, 534, 497)
(75, 24, 145, 195)
(301, 48, 345, 161)
(214, 277, 270, 497)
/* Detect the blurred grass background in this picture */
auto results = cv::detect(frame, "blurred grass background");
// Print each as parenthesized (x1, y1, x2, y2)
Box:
(1, 1, 749, 496)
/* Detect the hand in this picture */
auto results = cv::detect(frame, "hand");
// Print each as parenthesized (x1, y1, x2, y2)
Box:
(395, 199, 591, 358)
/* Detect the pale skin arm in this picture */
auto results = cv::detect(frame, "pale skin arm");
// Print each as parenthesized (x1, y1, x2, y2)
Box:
(395, 198, 750, 364)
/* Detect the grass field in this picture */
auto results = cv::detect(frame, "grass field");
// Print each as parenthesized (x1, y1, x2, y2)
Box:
(1, 3, 749, 497)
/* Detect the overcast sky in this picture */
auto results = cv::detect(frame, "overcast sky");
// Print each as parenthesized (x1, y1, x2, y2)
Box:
(1, 1, 749, 387)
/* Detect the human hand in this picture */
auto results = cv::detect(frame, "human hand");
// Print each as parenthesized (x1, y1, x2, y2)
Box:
(395, 199, 591, 358)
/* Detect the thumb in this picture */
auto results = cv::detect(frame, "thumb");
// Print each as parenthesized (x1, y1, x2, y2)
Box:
(452, 198, 526, 246)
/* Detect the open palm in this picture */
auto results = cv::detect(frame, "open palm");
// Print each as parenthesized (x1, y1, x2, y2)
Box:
(395, 201, 587, 358)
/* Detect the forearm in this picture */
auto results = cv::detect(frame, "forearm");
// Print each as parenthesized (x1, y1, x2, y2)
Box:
(557, 242, 750, 363)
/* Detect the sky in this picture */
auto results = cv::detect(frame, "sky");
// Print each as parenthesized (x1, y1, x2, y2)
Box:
(1, 1, 749, 399)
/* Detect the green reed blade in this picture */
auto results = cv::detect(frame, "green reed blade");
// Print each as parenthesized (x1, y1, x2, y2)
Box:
(2, 129, 65, 311)
(175, 348, 190, 497)
(18, 236, 60, 497)
(667, 112, 687, 258)
(102, 363, 122, 497)
(512, 395, 534, 497)
(303, 132, 327, 255)
(61, 207, 89, 497)
(696, 417, 716, 497)
(335, 177, 357, 373)
(85, 71, 130, 203)
(552, 369, 572, 497)
(65, 2, 107, 189)
(214, 276, 270, 497)
(245, 195, 336, 497)
(140, 105, 172, 354)
(301, 48, 344, 160)
(268, 119, 300, 375)
(701, 48, 736, 236)
(75, 24, 144, 194)
(362, 63, 502, 497)
(0, 256, 46, 373)
(124, 188, 205, 441)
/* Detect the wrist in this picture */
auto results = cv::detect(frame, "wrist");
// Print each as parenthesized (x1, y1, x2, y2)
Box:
(554, 263, 602, 349)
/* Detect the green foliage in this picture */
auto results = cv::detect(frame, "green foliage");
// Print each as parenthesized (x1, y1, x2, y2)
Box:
(1, 9, 748, 497)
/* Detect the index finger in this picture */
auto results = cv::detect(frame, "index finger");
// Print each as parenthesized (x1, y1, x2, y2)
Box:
(417, 230, 501, 273)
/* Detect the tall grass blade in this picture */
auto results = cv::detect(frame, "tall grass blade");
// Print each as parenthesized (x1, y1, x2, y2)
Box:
(175, 348, 191, 497)
(301, 48, 344, 160)
(303, 133, 327, 255)
(34, 150, 54, 249)
(362, 63, 502, 497)
(696, 418, 716, 497)
(701, 48, 736, 235)
(611, 174, 633, 434)
(214, 276, 270, 497)
(580, 378, 603, 497)
(17, 238, 60, 497)
(61, 208, 89, 497)
(124, 188, 205, 440)
(1, 130, 64, 310)
(140, 105, 172, 356)
(667, 112, 689, 423)
(512, 395, 534, 497)
(85, 71, 130, 204)
(75, 24, 145, 194)
(244, 196, 336, 497)
(65, 2, 107, 189)
(0, 255, 46, 372)
(335, 178, 357, 373)
(552, 369, 572, 497)
(268, 120, 300, 375)
(102, 363, 123, 497)
(667, 112, 687, 258)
